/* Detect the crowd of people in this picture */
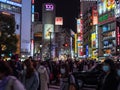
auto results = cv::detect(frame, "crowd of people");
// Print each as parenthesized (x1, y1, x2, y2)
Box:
(0, 56, 120, 90)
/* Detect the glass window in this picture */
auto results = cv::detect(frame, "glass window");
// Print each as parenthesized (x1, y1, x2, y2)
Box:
(110, 22, 115, 30)
(108, 23, 110, 30)
(102, 25, 108, 32)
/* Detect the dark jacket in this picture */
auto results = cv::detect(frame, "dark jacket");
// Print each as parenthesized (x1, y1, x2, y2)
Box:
(101, 72, 118, 90)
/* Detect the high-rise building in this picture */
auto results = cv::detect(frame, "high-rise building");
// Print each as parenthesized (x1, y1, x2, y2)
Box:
(0, 0, 21, 55)
(42, 3, 56, 60)
(0, 0, 32, 59)
(97, 0, 120, 60)
(79, 0, 97, 58)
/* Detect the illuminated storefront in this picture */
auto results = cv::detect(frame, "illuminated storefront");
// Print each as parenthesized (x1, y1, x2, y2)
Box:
(77, 18, 84, 58)
(97, 0, 120, 59)
(91, 6, 98, 60)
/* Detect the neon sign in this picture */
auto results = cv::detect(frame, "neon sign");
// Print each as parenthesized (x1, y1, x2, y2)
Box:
(99, 11, 114, 23)
(45, 4, 54, 11)
(115, 3, 120, 17)
(117, 26, 120, 46)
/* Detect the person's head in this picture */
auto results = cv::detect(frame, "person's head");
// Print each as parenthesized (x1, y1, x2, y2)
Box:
(60, 63, 69, 76)
(24, 59, 33, 68)
(102, 58, 116, 73)
(0, 61, 12, 79)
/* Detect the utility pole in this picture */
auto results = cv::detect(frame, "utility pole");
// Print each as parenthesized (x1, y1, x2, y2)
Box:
(50, 32, 52, 60)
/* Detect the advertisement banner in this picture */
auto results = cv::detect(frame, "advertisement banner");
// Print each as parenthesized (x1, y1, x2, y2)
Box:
(44, 24, 54, 40)
(55, 17, 63, 25)
(106, 0, 115, 10)
(91, 33, 96, 48)
(74, 34, 77, 54)
(77, 19, 80, 33)
(116, 25, 120, 46)
(98, 0, 115, 15)
(92, 8, 98, 25)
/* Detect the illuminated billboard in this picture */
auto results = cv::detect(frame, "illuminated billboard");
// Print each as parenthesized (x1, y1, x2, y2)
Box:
(77, 19, 80, 33)
(45, 3, 54, 11)
(106, 0, 115, 10)
(55, 17, 63, 25)
(115, 3, 120, 17)
(116, 26, 120, 46)
(91, 33, 96, 48)
(98, 0, 115, 15)
(92, 7, 98, 25)
(44, 24, 54, 40)
(0, 0, 22, 7)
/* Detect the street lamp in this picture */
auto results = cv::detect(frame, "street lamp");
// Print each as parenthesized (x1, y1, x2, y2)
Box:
(40, 45, 42, 60)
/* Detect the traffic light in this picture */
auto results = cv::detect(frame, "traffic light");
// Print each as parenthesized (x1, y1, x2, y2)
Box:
(9, 52, 12, 57)
(63, 43, 68, 47)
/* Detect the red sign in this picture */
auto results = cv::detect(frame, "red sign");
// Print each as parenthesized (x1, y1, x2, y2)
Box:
(117, 26, 120, 46)
(92, 8, 98, 25)
(55, 17, 63, 25)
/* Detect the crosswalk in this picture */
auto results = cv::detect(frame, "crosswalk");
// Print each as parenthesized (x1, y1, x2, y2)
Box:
(49, 85, 60, 90)
(48, 85, 96, 90)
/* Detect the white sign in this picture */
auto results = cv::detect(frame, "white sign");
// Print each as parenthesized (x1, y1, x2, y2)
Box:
(55, 17, 63, 25)
(115, 3, 120, 18)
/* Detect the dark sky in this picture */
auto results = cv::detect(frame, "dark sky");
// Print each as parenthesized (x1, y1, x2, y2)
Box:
(35, 0, 80, 32)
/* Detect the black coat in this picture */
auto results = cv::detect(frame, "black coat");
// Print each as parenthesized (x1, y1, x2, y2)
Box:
(101, 72, 118, 90)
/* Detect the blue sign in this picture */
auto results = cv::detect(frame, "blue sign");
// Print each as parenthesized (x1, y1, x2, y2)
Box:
(86, 45, 89, 57)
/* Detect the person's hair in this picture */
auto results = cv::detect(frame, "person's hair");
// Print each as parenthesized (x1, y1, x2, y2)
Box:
(0, 61, 12, 76)
(24, 59, 35, 78)
(104, 58, 116, 73)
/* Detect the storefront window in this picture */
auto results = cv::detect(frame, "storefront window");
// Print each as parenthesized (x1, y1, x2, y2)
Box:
(102, 22, 115, 33)
(111, 22, 115, 30)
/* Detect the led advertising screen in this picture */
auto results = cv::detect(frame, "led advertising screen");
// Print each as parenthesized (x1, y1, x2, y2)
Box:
(44, 24, 54, 40)
(98, 0, 115, 15)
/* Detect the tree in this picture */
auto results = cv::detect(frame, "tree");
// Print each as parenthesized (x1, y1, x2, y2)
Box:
(0, 12, 18, 57)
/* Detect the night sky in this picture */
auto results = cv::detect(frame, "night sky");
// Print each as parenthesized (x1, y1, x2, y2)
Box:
(35, 0, 80, 32)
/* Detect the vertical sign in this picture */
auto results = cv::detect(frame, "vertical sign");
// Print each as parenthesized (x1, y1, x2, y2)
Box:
(86, 45, 89, 57)
(74, 34, 77, 54)
(77, 19, 80, 33)
(92, 8, 98, 25)
(55, 17, 63, 25)
(117, 26, 120, 46)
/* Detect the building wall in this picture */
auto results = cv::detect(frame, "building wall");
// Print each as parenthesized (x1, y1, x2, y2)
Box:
(21, 0, 31, 56)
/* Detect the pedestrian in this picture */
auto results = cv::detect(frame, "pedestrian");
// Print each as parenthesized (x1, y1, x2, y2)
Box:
(21, 59, 39, 90)
(0, 60, 26, 90)
(98, 58, 118, 90)
(37, 61, 49, 90)
(60, 63, 70, 90)
(116, 63, 120, 90)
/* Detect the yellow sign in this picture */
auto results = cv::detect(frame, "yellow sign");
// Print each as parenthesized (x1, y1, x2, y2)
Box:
(106, 0, 115, 10)
(74, 34, 77, 53)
